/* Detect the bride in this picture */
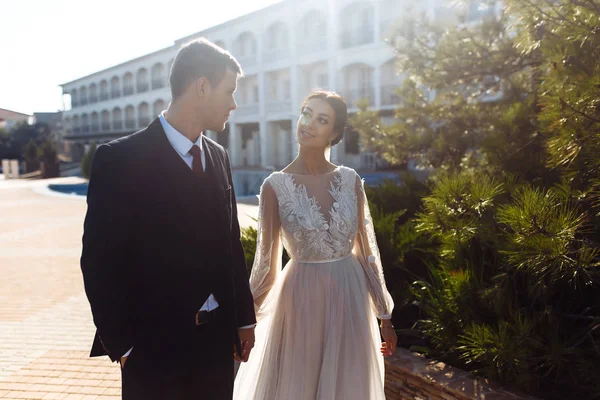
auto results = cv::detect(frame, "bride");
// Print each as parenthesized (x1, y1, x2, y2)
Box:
(233, 90, 397, 400)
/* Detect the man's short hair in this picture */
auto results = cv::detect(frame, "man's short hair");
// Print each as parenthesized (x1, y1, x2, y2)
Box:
(169, 38, 243, 100)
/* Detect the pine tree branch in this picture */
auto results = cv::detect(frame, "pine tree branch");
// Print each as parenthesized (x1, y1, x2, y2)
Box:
(571, 0, 600, 14)
(519, 0, 579, 29)
(412, 35, 457, 62)
(541, 0, 583, 27)
(559, 98, 600, 124)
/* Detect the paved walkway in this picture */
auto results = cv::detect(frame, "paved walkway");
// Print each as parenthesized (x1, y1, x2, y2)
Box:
(0, 178, 259, 400)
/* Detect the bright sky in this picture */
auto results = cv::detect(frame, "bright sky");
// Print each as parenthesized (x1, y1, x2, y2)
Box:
(0, 0, 281, 115)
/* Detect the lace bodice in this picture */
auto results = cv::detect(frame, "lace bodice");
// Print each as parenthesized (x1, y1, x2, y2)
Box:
(270, 166, 357, 262)
(249, 166, 394, 319)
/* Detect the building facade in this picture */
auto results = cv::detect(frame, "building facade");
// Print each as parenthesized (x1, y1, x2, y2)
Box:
(60, 0, 406, 175)
(61, 0, 503, 192)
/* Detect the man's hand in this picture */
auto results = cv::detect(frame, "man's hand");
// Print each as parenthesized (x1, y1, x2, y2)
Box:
(234, 326, 255, 362)
(120, 355, 128, 369)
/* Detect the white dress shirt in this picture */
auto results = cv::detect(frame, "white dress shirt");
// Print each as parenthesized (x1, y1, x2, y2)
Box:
(122, 113, 251, 359)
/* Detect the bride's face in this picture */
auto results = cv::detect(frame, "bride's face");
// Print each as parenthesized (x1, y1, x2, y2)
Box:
(296, 98, 339, 149)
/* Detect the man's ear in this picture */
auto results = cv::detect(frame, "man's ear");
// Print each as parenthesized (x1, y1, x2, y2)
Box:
(195, 77, 210, 98)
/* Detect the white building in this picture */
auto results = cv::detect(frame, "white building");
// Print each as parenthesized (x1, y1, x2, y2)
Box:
(59, 0, 428, 192)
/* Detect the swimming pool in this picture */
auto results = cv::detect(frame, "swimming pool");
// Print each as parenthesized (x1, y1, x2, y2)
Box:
(48, 183, 89, 196)
(47, 171, 402, 198)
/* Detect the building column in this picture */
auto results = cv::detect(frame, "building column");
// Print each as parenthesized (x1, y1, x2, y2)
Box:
(259, 120, 268, 168)
(247, 136, 256, 166)
(291, 119, 299, 159)
(329, 0, 341, 166)
(374, 0, 382, 42)
(374, 67, 382, 109)
(327, 2, 338, 92)
(279, 125, 291, 167)
(291, 64, 299, 114)
(229, 122, 239, 167)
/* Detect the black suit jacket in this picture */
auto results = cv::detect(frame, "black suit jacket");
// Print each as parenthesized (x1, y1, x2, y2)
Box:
(80, 118, 256, 362)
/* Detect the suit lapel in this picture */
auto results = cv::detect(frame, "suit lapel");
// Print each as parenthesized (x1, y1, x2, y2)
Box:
(203, 137, 233, 231)
(203, 137, 226, 197)
(147, 118, 198, 212)
(146, 120, 232, 233)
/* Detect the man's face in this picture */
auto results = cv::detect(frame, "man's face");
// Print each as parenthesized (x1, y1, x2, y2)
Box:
(204, 68, 238, 132)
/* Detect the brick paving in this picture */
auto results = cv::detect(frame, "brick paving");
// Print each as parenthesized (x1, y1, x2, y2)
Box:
(0, 177, 259, 399)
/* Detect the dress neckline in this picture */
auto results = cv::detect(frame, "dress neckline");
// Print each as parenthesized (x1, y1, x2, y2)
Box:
(278, 165, 341, 177)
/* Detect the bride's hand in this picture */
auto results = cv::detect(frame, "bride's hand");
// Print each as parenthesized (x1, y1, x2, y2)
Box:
(380, 322, 397, 357)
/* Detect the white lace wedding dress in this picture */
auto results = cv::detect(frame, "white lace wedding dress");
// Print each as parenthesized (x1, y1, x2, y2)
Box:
(233, 166, 394, 400)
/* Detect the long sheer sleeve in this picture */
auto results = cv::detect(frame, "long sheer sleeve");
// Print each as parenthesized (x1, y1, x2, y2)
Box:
(249, 180, 283, 316)
(353, 175, 394, 319)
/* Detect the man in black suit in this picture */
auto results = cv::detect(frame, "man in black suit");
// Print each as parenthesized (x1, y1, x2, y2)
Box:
(80, 38, 256, 399)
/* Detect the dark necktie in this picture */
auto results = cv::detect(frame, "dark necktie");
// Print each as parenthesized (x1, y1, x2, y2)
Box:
(189, 144, 204, 177)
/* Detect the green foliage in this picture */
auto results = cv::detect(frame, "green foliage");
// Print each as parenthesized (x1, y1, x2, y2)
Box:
(349, 0, 600, 396)
(81, 142, 97, 179)
(38, 140, 57, 163)
(412, 173, 600, 399)
(362, 177, 440, 340)
(240, 225, 258, 276)
(240, 219, 290, 278)
(416, 172, 504, 268)
(457, 315, 542, 388)
(239, 175, 435, 341)
(498, 187, 598, 290)
(509, 0, 600, 186)
(22, 139, 39, 162)
(352, 1, 557, 185)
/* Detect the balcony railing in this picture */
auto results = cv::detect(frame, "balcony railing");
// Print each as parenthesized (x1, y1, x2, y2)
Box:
(101, 123, 110, 131)
(264, 48, 289, 64)
(113, 121, 123, 130)
(73, 127, 81, 134)
(236, 104, 259, 116)
(266, 101, 291, 113)
(124, 86, 134, 96)
(82, 125, 90, 133)
(297, 39, 327, 55)
(111, 90, 121, 99)
(137, 83, 149, 93)
(100, 93, 109, 101)
(89, 96, 98, 104)
(343, 87, 375, 107)
(152, 79, 165, 90)
(125, 120, 135, 129)
(340, 28, 375, 48)
(80, 99, 88, 106)
(381, 84, 402, 106)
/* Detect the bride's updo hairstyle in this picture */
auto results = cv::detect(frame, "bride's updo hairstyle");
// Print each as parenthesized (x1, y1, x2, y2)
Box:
(300, 90, 348, 146)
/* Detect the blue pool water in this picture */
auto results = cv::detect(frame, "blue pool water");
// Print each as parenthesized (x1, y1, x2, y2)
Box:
(360, 172, 401, 186)
(47, 172, 401, 198)
(48, 183, 89, 196)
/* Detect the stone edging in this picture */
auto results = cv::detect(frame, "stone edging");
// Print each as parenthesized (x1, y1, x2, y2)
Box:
(384, 349, 541, 400)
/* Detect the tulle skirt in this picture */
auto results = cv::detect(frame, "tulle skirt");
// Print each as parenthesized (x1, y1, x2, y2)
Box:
(233, 254, 386, 400)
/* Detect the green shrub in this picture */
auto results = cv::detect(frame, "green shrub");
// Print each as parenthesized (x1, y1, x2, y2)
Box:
(240, 225, 258, 276)
(240, 223, 290, 277)
(411, 171, 600, 399)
